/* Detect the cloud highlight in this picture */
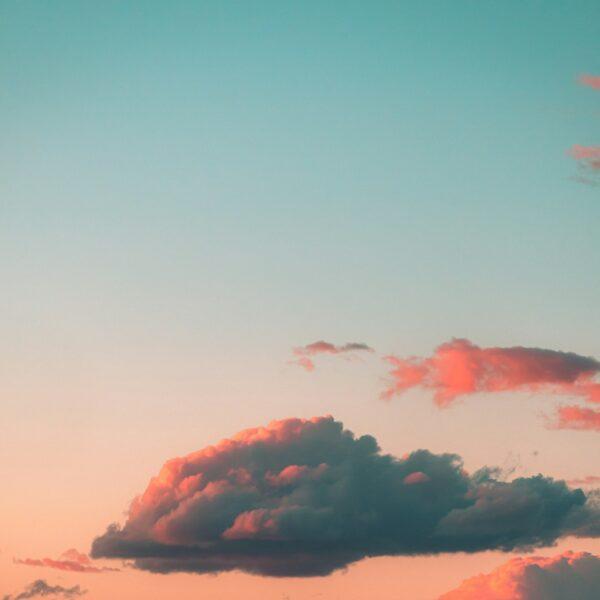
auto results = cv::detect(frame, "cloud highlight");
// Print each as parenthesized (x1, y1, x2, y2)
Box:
(439, 551, 600, 599)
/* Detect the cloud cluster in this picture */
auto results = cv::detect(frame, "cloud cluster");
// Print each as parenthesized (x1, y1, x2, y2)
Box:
(382, 338, 600, 431)
(92, 416, 600, 577)
(579, 74, 600, 90)
(291, 341, 374, 371)
(14, 549, 118, 574)
(2, 580, 86, 600)
(439, 551, 600, 599)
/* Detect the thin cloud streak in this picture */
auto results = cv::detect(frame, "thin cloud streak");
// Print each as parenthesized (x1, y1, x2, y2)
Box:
(2, 580, 86, 600)
(291, 340, 374, 371)
(14, 549, 119, 574)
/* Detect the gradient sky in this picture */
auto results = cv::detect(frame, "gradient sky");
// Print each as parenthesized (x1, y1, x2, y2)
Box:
(1, 2, 599, 599)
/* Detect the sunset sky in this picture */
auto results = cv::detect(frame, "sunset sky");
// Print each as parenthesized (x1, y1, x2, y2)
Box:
(1, 2, 599, 599)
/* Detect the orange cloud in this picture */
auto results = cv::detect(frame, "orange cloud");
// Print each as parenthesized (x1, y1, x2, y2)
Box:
(569, 145, 600, 172)
(15, 549, 119, 574)
(579, 74, 600, 90)
(439, 551, 600, 599)
(403, 471, 431, 485)
(556, 406, 600, 432)
(383, 339, 600, 406)
(3, 579, 87, 599)
(291, 340, 374, 371)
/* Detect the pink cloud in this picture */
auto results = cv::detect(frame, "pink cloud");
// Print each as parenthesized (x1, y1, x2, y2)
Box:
(382, 339, 600, 407)
(579, 74, 600, 90)
(439, 551, 600, 599)
(15, 549, 119, 574)
(291, 340, 374, 371)
(569, 145, 600, 172)
(556, 406, 600, 432)
(403, 471, 431, 485)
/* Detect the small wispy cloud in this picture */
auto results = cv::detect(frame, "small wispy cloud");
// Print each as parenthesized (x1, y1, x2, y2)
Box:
(3, 579, 86, 600)
(569, 145, 600, 171)
(291, 340, 374, 371)
(14, 548, 119, 574)
(579, 74, 600, 90)
(556, 405, 600, 432)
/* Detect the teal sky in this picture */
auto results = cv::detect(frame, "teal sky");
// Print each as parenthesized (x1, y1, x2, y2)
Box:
(1, 4, 600, 597)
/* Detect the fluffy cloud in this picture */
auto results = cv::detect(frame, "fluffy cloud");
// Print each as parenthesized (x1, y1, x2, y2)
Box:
(2, 580, 86, 600)
(439, 551, 600, 599)
(14, 549, 118, 574)
(92, 416, 600, 577)
(291, 341, 374, 371)
(579, 74, 600, 90)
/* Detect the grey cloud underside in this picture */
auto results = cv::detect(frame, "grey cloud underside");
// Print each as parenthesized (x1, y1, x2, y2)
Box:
(91, 417, 600, 577)
(2, 579, 86, 600)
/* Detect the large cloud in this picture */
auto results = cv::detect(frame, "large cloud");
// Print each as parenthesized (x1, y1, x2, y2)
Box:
(382, 339, 600, 431)
(14, 549, 118, 574)
(439, 551, 600, 599)
(291, 340, 374, 371)
(92, 416, 600, 577)
(2, 580, 86, 600)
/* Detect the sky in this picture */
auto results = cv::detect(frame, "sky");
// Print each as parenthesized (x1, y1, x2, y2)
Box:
(1, 1, 599, 599)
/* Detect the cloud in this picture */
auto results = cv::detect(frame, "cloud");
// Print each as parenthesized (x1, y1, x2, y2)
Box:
(92, 416, 600, 577)
(556, 406, 600, 432)
(382, 339, 600, 406)
(382, 339, 600, 431)
(291, 341, 374, 371)
(579, 74, 600, 90)
(2, 580, 86, 600)
(439, 551, 600, 599)
(569, 146, 600, 186)
(14, 549, 119, 574)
